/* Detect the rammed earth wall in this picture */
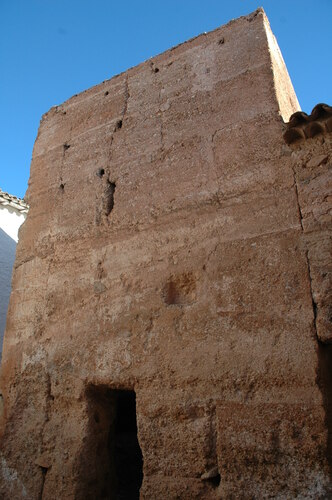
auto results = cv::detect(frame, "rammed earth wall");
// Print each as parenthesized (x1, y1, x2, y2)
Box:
(0, 8, 331, 499)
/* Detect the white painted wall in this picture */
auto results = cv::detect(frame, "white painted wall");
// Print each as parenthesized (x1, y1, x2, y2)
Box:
(0, 205, 26, 243)
(0, 205, 26, 361)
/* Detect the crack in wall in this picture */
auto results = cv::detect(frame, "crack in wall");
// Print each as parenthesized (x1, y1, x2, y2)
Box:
(317, 342, 332, 490)
(122, 74, 130, 120)
(291, 151, 332, 487)
(38, 371, 52, 500)
(57, 143, 68, 221)
(210, 132, 223, 207)
(151, 61, 164, 152)
(305, 249, 318, 333)
(159, 91, 164, 151)
(93, 248, 108, 323)
(98, 75, 130, 225)
(292, 170, 304, 232)
(45, 372, 53, 423)
(291, 166, 318, 336)
(38, 466, 48, 500)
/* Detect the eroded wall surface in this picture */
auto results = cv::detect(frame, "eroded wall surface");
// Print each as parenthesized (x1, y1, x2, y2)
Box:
(0, 9, 331, 499)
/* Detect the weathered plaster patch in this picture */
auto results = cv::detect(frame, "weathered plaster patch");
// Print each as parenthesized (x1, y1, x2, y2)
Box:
(1, 456, 27, 498)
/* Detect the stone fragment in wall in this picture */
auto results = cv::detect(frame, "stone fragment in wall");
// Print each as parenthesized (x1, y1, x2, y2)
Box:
(306, 154, 328, 169)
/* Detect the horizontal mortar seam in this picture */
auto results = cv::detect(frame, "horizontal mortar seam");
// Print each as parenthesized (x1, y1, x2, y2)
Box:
(33, 107, 282, 161)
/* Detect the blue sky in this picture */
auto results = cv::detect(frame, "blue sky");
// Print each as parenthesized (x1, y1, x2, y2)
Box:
(0, 0, 331, 199)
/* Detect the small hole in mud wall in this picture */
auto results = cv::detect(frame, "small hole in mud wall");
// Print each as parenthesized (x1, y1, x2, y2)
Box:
(115, 119, 122, 130)
(105, 181, 116, 216)
(82, 387, 143, 499)
(208, 473, 221, 488)
(163, 272, 197, 306)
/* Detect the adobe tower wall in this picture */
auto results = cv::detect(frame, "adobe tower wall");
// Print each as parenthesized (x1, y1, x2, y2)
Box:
(0, 9, 331, 499)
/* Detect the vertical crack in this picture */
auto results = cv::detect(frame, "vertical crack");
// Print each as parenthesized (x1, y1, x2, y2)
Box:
(317, 342, 332, 489)
(57, 143, 69, 218)
(39, 466, 48, 500)
(159, 90, 164, 151)
(111, 76, 129, 135)
(104, 181, 116, 216)
(201, 404, 220, 488)
(124, 75, 129, 116)
(152, 60, 164, 152)
(158, 99, 164, 151)
(122, 74, 130, 122)
(99, 75, 129, 225)
(45, 372, 53, 423)
(305, 249, 318, 335)
(292, 167, 304, 231)
(292, 159, 332, 487)
(38, 372, 52, 500)
(210, 130, 223, 206)
(291, 166, 318, 334)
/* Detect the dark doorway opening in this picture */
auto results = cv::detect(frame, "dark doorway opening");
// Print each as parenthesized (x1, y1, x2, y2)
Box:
(114, 391, 143, 499)
(83, 387, 143, 500)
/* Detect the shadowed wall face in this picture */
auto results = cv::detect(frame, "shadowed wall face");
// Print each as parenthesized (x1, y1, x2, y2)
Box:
(0, 229, 16, 361)
(0, 200, 27, 362)
(0, 9, 331, 499)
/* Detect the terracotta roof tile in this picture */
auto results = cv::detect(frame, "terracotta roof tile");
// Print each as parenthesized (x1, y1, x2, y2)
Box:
(284, 103, 332, 145)
(0, 189, 29, 213)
